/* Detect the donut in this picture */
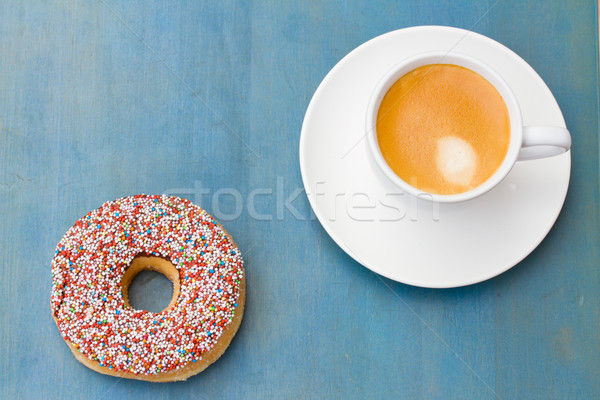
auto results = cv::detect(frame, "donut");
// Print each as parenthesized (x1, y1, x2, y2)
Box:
(51, 194, 245, 382)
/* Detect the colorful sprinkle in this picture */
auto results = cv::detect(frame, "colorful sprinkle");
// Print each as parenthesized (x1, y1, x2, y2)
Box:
(51, 195, 244, 376)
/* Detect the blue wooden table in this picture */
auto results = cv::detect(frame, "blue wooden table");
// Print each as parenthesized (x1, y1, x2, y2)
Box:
(1, 1, 598, 399)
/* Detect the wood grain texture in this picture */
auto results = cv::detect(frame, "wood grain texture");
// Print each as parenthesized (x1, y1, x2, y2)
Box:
(0, 0, 598, 398)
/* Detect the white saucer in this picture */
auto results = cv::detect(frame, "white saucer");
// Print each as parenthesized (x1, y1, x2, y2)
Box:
(299, 26, 571, 288)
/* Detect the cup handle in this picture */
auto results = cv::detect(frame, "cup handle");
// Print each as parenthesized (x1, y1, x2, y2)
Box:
(517, 126, 572, 161)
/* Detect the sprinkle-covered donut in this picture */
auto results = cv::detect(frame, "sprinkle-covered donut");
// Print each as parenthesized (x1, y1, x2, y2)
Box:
(51, 195, 245, 382)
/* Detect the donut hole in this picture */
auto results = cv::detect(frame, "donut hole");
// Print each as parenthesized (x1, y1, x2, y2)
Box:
(122, 255, 180, 313)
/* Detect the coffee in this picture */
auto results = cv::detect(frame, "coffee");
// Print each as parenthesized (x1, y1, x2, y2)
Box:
(376, 64, 510, 195)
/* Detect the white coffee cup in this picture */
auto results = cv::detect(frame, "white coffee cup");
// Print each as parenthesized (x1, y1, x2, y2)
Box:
(366, 51, 571, 203)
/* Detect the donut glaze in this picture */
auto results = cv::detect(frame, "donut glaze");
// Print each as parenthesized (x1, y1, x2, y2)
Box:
(51, 195, 245, 381)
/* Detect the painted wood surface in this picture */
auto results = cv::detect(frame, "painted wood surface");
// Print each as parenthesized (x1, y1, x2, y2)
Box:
(0, 1, 598, 399)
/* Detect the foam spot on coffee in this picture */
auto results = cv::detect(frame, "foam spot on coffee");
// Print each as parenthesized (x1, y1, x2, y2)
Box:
(435, 136, 478, 187)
